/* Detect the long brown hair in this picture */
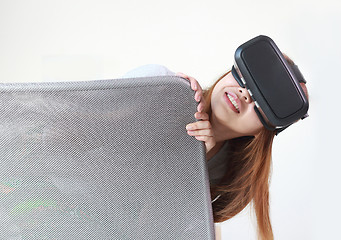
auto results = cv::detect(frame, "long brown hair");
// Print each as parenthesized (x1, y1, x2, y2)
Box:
(203, 72, 275, 239)
(204, 55, 308, 239)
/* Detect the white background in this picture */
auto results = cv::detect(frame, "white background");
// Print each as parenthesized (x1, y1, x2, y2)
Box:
(1, 0, 340, 239)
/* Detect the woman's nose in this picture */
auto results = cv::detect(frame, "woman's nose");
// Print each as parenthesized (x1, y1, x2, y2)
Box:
(238, 87, 253, 104)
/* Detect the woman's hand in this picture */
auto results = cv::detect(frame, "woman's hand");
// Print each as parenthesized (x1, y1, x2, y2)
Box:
(176, 72, 216, 153)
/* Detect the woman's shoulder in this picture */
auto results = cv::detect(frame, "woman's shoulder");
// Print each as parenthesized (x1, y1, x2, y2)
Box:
(207, 141, 230, 185)
(207, 141, 229, 167)
(121, 64, 175, 78)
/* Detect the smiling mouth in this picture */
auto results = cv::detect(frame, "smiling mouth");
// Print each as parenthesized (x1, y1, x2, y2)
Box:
(225, 93, 240, 113)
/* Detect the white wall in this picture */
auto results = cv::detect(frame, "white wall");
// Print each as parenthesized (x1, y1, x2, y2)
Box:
(1, 0, 339, 239)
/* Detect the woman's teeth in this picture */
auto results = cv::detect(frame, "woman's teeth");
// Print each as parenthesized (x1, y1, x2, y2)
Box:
(227, 93, 240, 112)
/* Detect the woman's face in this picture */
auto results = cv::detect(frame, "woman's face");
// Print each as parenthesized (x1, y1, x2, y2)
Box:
(210, 72, 263, 138)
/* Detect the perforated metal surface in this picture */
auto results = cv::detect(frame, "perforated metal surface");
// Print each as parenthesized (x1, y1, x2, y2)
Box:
(0, 76, 214, 240)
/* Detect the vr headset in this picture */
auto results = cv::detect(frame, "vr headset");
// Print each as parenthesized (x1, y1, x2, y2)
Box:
(231, 35, 309, 134)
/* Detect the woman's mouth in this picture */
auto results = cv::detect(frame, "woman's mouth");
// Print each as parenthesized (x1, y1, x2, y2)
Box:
(224, 92, 240, 113)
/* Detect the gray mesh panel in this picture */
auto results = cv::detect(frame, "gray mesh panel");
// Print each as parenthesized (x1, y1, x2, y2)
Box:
(0, 76, 215, 240)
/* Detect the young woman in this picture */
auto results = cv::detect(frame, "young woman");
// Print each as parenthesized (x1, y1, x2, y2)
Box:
(122, 56, 309, 240)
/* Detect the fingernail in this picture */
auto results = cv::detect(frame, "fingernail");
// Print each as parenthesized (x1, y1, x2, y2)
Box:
(186, 125, 193, 130)
(197, 95, 201, 101)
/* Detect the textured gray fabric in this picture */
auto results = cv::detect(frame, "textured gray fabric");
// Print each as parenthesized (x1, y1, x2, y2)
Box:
(122, 64, 229, 186)
(0, 76, 215, 240)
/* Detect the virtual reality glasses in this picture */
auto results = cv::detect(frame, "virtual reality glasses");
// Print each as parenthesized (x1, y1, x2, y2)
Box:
(231, 35, 309, 134)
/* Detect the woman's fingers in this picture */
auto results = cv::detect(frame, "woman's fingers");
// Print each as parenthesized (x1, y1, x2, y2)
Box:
(197, 99, 206, 112)
(176, 72, 202, 98)
(186, 120, 211, 131)
(194, 89, 202, 102)
(186, 117, 216, 153)
(177, 72, 215, 153)
(195, 136, 216, 153)
(176, 72, 199, 91)
(187, 129, 213, 137)
(194, 111, 209, 121)
(176, 72, 205, 112)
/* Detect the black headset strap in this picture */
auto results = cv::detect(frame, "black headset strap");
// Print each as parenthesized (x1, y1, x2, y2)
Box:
(231, 65, 245, 87)
(254, 106, 275, 131)
(291, 64, 306, 83)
